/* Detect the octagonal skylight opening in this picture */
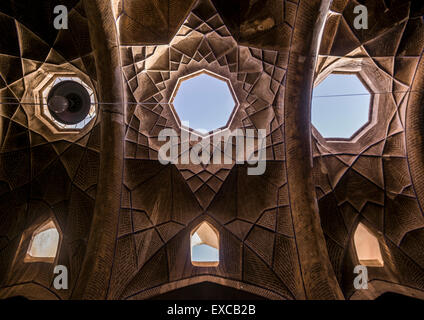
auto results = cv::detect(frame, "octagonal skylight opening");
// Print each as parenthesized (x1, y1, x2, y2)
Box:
(171, 70, 237, 137)
(312, 73, 371, 140)
(39, 76, 97, 131)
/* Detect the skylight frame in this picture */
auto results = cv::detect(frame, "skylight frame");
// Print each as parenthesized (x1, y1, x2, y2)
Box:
(33, 73, 98, 134)
(312, 71, 375, 142)
(170, 69, 239, 138)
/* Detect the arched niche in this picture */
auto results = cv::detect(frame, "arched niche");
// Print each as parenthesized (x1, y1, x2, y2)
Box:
(353, 222, 384, 267)
(190, 221, 219, 267)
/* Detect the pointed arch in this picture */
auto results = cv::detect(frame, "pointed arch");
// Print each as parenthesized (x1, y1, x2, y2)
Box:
(125, 275, 289, 300)
(190, 221, 219, 267)
(24, 218, 60, 263)
(354, 222, 384, 267)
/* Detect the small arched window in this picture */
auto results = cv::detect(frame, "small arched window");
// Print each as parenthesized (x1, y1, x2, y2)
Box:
(190, 222, 219, 267)
(25, 219, 60, 263)
(354, 223, 384, 267)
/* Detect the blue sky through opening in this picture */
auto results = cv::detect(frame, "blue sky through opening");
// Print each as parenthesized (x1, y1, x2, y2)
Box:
(192, 244, 219, 262)
(312, 74, 371, 139)
(173, 73, 235, 133)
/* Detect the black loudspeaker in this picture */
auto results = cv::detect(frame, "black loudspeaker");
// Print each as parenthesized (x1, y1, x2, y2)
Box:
(47, 80, 91, 125)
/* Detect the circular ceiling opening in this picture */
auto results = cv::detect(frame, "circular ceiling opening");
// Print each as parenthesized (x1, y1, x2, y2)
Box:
(312, 73, 371, 140)
(47, 80, 92, 125)
(171, 70, 237, 136)
(39, 76, 97, 132)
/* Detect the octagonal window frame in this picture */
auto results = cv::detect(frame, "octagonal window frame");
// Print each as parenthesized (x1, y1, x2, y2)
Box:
(312, 71, 376, 143)
(34, 73, 97, 134)
(170, 69, 239, 138)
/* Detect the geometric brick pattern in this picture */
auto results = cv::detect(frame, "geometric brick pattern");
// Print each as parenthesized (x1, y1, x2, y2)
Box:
(121, 0, 286, 211)
(0, 0, 423, 301)
(112, 0, 302, 300)
(0, 0, 99, 300)
(313, 0, 424, 298)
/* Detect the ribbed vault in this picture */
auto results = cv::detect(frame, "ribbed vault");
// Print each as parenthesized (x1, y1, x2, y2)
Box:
(0, 0, 423, 301)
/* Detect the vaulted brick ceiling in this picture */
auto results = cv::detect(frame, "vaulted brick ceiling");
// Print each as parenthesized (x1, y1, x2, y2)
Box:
(0, 0, 423, 300)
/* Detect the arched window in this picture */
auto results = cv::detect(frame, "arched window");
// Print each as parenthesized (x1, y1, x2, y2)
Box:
(190, 222, 219, 267)
(25, 219, 60, 263)
(354, 223, 384, 267)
